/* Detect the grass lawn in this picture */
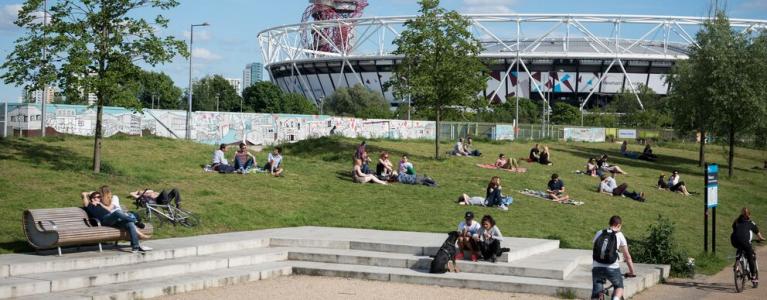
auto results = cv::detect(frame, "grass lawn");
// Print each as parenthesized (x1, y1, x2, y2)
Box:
(1, 134, 765, 274)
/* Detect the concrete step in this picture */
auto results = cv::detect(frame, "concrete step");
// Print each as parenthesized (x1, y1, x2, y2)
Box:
(289, 260, 667, 299)
(13, 262, 292, 300)
(285, 247, 587, 280)
(0, 248, 286, 299)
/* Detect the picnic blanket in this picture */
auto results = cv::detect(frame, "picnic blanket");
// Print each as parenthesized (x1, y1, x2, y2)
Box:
(476, 164, 527, 173)
(517, 189, 585, 206)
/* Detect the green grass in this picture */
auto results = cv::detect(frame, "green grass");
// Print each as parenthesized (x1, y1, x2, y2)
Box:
(0, 134, 765, 275)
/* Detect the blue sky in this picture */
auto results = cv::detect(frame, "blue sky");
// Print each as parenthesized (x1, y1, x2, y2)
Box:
(1, 0, 766, 102)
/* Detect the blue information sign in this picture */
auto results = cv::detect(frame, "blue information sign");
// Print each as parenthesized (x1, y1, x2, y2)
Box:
(706, 164, 718, 208)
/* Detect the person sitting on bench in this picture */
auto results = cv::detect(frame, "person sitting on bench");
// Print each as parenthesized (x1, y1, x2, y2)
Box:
(263, 146, 284, 177)
(211, 144, 229, 171)
(232, 142, 256, 173)
(82, 191, 151, 252)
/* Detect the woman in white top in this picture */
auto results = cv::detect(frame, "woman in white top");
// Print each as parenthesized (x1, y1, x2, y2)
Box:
(668, 170, 690, 196)
(474, 215, 509, 262)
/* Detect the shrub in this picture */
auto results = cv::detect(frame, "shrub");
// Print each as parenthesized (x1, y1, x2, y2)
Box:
(631, 215, 695, 277)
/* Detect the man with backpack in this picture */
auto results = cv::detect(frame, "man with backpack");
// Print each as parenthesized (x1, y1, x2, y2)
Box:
(591, 215, 636, 300)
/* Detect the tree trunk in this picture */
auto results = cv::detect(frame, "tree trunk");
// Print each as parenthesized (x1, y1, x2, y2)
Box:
(92, 97, 103, 173)
(435, 107, 440, 159)
(728, 128, 735, 178)
(698, 129, 706, 167)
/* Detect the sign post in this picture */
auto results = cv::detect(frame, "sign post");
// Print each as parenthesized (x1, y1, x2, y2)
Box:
(704, 163, 719, 253)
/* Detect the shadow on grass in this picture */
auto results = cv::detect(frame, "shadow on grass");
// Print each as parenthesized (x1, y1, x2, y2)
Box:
(283, 136, 434, 163)
(0, 240, 32, 253)
(558, 145, 705, 176)
(0, 138, 119, 175)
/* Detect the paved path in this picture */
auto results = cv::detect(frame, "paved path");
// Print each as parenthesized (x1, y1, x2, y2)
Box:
(154, 275, 558, 300)
(634, 245, 767, 300)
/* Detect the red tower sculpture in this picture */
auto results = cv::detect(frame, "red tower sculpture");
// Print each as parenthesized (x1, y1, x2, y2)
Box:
(301, 0, 368, 53)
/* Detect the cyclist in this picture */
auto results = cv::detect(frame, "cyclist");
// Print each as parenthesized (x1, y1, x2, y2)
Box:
(591, 215, 636, 300)
(731, 207, 765, 283)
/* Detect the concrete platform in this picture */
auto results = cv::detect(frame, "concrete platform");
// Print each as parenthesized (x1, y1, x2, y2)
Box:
(0, 226, 669, 299)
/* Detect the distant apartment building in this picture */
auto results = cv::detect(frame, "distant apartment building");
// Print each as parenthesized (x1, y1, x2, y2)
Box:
(25, 87, 55, 104)
(242, 62, 263, 89)
(225, 78, 242, 95)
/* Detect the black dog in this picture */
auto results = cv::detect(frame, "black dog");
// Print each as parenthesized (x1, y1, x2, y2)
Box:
(429, 231, 460, 273)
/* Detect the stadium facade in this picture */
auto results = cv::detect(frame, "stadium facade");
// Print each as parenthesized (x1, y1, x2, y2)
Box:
(257, 14, 767, 110)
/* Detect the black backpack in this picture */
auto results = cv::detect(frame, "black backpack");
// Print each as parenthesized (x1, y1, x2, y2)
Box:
(593, 229, 619, 264)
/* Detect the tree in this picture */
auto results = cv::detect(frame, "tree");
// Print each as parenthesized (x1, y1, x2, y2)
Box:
(323, 84, 391, 119)
(136, 70, 182, 110)
(550, 102, 581, 125)
(387, 0, 487, 159)
(189, 75, 242, 112)
(1, 0, 187, 173)
(242, 81, 318, 114)
(282, 92, 318, 115)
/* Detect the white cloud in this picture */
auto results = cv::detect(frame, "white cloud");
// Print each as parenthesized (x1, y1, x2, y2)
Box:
(0, 4, 22, 30)
(192, 48, 221, 61)
(461, 0, 517, 14)
(183, 29, 212, 41)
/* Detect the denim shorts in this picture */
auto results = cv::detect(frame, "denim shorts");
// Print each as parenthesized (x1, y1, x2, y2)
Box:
(591, 267, 623, 299)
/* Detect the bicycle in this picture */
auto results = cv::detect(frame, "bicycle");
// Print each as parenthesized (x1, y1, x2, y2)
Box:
(733, 243, 760, 293)
(134, 191, 200, 228)
(597, 272, 635, 300)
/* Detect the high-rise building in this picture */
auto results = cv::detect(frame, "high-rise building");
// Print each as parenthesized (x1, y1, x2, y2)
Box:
(25, 87, 56, 104)
(242, 62, 263, 89)
(225, 78, 242, 95)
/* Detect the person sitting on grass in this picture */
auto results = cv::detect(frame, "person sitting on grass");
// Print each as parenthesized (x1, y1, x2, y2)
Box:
(354, 141, 371, 174)
(263, 146, 284, 177)
(397, 155, 418, 184)
(585, 157, 600, 176)
(657, 173, 669, 189)
(546, 173, 570, 203)
(464, 136, 481, 156)
(352, 158, 387, 185)
(597, 154, 628, 175)
(495, 153, 521, 171)
(81, 191, 151, 253)
(668, 170, 690, 196)
(529, 144, 541, 162)
(453, 138, 469, 156)
(486, 176, 510, 211)
(376, 151, 397, 181)
(539, 146, 553, 165)
(211, 143, 229, 171)
(232, 142, 256, 173)
(598, 175, 645, 202)
(638, 143, 658, 161)
(620, 141, 639, 159)
(456, 211, 481, 262)
(474, 215, 510, 263)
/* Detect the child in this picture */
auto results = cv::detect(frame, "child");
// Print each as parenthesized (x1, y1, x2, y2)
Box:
(474, 215, 510, 263)
(456, 211, 481, 262)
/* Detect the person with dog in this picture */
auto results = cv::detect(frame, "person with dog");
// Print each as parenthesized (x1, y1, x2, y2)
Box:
(263, 146, 284, 177)
(731, 207, 765, 284)
(598, 174, 645, 202)
(591, 215, 636, 300)
(232, 142, 256, 173)
(474, 215, 510, 263)
(82, 191, 152, 253)
(456, 211, 482, 262)
(546, 173, 570, 203)
(429, 231, 461, 274)
(211, 144, 229, 171)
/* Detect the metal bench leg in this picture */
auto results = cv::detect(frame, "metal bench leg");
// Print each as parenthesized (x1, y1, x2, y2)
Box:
(57, 247, 62, 256)
(98, 243, 102, 252)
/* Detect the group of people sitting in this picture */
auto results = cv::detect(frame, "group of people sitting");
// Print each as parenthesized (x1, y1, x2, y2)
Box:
(352, 141, 436, 187)
(210, 143, 284, 177)
(455, 211, 510, 263)
(584, 155, 628, 176)
(452, 136, 481, 156)
(621, 140, 658, 161)
(457, 176, 513, 210)
(528, 144, 553, 165)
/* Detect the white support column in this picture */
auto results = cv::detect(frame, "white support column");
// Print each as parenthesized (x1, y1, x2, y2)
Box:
(616, 59, 644, 110)
(579, 58, 618, 110)
(488, 58, 518, 104)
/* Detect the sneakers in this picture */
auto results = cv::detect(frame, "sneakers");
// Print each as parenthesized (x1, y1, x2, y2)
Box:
(136, 222, 146, 229)
(500, 247, 510, 253)
(132, 245, 153, 253)
(498, 205, 508, 211)
(455, 252, 464, 261)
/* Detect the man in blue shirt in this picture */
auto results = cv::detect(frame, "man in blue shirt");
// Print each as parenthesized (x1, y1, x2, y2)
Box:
(547, 173, 571, 203)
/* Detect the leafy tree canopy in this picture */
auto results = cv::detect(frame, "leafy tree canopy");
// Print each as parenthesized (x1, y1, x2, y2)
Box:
(322, 84, 390, 119)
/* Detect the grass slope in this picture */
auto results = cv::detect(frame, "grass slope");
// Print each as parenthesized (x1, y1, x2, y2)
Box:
(1, 135, 765, 274)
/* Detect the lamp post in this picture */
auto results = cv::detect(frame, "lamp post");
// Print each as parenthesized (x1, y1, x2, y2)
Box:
(186, 22, 209, 140)
(318, 96, 324, 115)
(40, 0, 48, 137)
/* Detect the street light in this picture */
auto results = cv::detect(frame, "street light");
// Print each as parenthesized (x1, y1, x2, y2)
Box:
(186, 22, 209, 140)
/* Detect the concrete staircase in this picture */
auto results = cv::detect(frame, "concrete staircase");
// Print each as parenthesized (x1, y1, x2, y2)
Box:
(0, 226, 669, 299)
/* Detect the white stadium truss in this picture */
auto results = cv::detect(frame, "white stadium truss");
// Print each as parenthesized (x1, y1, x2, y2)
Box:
(257, 14, 767, 111)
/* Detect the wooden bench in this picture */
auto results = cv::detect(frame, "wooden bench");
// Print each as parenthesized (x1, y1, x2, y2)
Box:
(22, 207, 153, 256)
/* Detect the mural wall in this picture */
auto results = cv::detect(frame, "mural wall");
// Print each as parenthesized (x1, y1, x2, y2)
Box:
(5, 103, 440, 145)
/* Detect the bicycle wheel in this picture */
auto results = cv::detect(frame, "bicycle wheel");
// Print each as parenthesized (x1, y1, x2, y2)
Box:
(735, 260, 744, 293)
(146, 206, 169, 228)
(753, 261, 759, 288)
(172, 207, 200, 227)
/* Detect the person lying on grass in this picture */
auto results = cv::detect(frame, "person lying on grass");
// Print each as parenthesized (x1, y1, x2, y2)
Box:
(352, 158, 387, 185)
(474, 215, 510, 263)
(456, 211, 481, 262)
(129, 188, 182, 208)
(546, 173, 571, 203)
(457, 193, 486, 206)
(598, 174, 645, 202)
(494, 153, 521, 171)
(597, 154, 628, 175)
(620, 141, 639, 159)
(263, 146, 284, 177)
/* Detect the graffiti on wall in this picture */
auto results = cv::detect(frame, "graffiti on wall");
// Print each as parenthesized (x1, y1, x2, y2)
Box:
(6, 103, 437, 145)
